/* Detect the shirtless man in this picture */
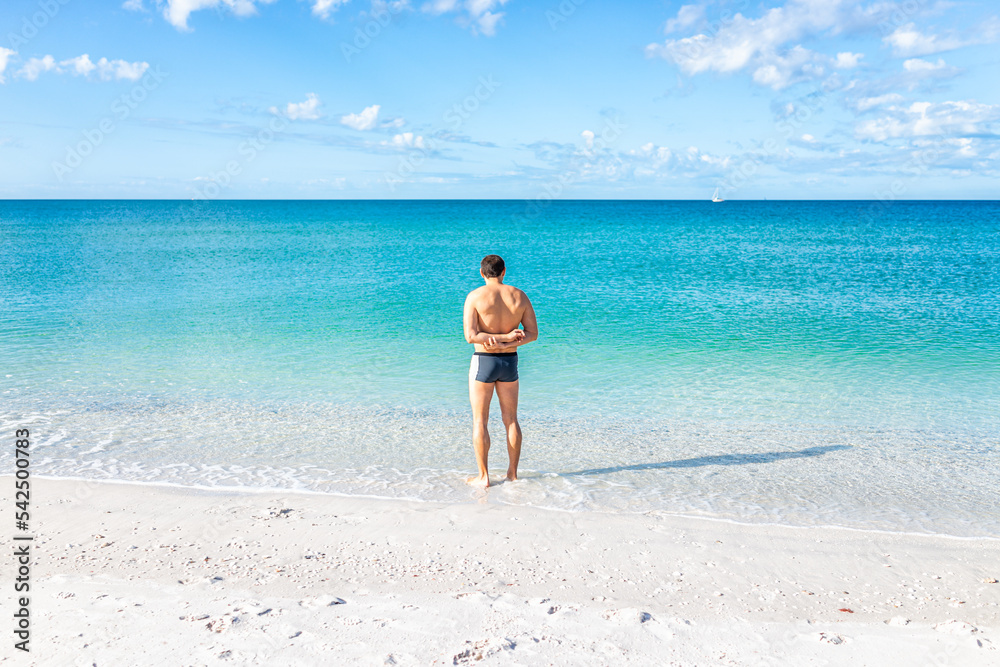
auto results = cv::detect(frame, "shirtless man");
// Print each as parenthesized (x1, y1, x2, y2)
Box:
(463, 255, 538, 488)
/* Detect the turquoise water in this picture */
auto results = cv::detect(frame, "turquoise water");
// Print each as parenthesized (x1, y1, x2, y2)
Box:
(2, 200, 998, 535)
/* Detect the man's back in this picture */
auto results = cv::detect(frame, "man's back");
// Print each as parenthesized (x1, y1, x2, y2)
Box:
(468, 283, 527, 341)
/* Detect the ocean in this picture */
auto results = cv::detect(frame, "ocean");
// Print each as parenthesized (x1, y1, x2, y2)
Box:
(2, 200, 998, 536)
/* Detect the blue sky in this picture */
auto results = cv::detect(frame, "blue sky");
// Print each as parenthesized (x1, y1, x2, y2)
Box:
(1, 0, 998, 199)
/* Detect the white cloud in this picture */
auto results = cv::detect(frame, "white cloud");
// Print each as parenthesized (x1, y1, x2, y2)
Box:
(883, 19, 1000, 57)
(100, 58, 149, 81)
(312, 0, 350, 18)
(855, 100, 1000, 142)
(629, 143, 674, 169)
(526, 133, 740, 185)
(664, 4, 704, 34)
(17, 54, 149, 82)
(882, 23, 968, 57)
(341, 104, 380, 130)
(645, 0, 882, 89)
(123, 0, 146, 10)
(950, 137, 976, 158)
(305, 177, 348, 189)
(153, 0, 505, 34)
(0, 48, 15, 84)
(371, 0, 410, 10)
(854, 93, 904, 112)
(385, 132, 426, 149)
(162, 0, 278, 31)
(751, 45, 825, 90)
(17, 55, 57, 81)
(61, 54, 97, 76)
(647, 0, 851, 75)
(644, 1, 989, 90)
(834, 51, 863, 68)
(425, 0, 457, 10)
(475, 9, 503, 36)
(581, 130, 594, 149)
(271, 93, 322, 120)
(801, 133, 815, 142)
(423, 0, 508, 36)
(623, 141, 731, 178)
(855, 114, 905, 142)
(902, 57, 947, 72)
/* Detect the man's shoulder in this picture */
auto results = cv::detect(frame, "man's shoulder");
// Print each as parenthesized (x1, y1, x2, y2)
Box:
(465, 285, 488, 301)
(504, 284, 529, 299)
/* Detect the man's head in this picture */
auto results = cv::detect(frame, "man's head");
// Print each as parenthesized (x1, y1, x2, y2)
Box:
(480, 254, 505, 280)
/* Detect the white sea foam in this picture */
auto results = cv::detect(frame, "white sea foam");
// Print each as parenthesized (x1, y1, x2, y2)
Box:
(3, 391, 998, 537)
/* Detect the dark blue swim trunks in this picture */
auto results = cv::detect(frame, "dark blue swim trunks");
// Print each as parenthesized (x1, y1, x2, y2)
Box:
(470, 351, 518, 383)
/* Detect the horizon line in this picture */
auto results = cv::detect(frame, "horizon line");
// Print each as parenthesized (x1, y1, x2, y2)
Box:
(1, 198, 998, 203)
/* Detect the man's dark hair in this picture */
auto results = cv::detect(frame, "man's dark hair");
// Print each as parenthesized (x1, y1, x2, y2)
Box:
(480, 254, 505, 278)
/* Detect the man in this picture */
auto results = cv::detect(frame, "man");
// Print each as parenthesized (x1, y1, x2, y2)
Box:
(462, 254, 538, 488)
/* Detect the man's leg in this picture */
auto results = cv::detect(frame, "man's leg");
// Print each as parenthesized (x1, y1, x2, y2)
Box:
(495, 380, 521, 481)
(467, 378, 494, 487)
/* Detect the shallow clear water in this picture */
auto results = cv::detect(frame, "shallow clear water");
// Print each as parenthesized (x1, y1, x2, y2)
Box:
(2, 200, 998, 535)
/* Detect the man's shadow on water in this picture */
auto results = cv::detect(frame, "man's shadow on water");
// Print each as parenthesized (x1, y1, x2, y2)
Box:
(559, 444, 851, 477)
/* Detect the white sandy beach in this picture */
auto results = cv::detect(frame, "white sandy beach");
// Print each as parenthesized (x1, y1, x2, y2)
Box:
(3, 475, 999, 666)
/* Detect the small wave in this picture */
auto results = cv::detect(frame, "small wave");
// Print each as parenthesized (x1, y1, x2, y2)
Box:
(3, 391, 998, 538)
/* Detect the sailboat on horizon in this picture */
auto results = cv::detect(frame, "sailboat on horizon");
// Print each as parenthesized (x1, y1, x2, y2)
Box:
(711, 187, 724, 203)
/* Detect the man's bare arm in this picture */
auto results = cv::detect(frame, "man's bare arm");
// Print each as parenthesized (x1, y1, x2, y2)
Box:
(463, 294, 484, 344)
(517, 295, 538, 346)
(481, 295, 537, 352)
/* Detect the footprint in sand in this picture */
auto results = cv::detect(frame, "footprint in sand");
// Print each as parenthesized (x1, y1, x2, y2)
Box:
(452, 638, 516, 664)
(205, 615, 239, 633)
(602, 608, 653, 625)
(299, 595, 346, 608)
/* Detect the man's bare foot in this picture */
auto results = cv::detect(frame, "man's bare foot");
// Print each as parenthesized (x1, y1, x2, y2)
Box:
(504, 471, 518, 482)
(466, 474, 490, 488)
